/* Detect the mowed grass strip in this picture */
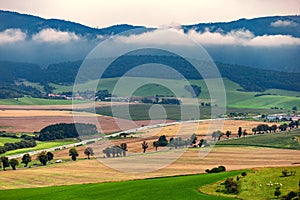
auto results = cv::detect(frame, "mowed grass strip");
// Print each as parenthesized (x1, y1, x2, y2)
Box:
(0, 171, 244, 200)
(217, 129, 300, 150)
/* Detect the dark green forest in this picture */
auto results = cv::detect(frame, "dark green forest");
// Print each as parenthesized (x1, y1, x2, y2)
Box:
(38, 123, 98, 141)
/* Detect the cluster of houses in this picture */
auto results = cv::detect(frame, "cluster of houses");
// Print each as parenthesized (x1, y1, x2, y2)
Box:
(265, 114, 300, 122)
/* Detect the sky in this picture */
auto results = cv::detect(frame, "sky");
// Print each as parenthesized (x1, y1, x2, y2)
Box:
(0, 0, 299, 28)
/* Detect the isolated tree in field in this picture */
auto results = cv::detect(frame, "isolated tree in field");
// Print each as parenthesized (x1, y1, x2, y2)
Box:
(84, 147, 94, 159)
(271, 125, 278, 133)
(21, 153, 31, 167)
(158, 135, 168, 146)
(1, 156, 9, 171)
(141, 141, 148, 153)
(9, 158, 19, 170)
(252, 127, 258, 134)
(242, 129, 248, 137)
(169, 137, 175, 149)
(37, 151, 48, 165)
(103, 147, 112, 158)
(274, 187, 281, 199)
(120, 143, 127, 157)
(153, 141, 159, 151)
(225, 131, 231, 139)
(69, 148, 79, 161)
(198, 139, 208, 147)
(46, 152, 54, 163)
(190, 134, 197, 145)
(212, 130, 224, 141)
(238, 127, 242, 137)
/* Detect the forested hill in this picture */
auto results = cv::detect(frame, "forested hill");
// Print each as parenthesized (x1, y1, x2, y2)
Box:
(0, 57, 299, 93)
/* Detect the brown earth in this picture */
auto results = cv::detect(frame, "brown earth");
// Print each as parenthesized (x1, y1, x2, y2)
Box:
(0, 145, 298, 190)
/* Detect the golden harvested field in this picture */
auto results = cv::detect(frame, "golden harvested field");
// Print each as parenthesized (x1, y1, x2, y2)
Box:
(137, 120, 278, 138)
(0, 146, 298, 190)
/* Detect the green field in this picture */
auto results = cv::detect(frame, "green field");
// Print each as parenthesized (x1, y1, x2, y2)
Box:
(0, 140, 75, 156)
(0, 97, 90, 105)
(201, 167, 300, 200)
(52, 77, 300, 110)
(0, 170, 245, 200)
(92, 104, 282, 121)
(217, 129, 300, 150)
(0, 137, 21, 146)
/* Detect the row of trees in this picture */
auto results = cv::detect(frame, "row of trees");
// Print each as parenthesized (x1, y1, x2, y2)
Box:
(0, 147, 95, 171)
(0, 139, 36, 154)
(252, 121, 299, 134)
(141, 97, 181, 105)
(103, 143, 127, 158)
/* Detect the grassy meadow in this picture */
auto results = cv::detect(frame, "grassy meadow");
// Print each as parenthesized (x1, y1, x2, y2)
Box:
(0, 97, 89, 105)
(201, 167, 300, 200)
(0, 170, 244, 200)
(217, 129, 300, 150)
(52, 77, 300, 110)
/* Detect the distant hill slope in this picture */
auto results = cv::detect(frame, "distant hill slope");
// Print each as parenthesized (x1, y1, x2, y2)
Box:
(183, 15, 300, 37)
(0, 57, 299, 93)
(0, 10, 147, 39)
(1, 10, 299, 38)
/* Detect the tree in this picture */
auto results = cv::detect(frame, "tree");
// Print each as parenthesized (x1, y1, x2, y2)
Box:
(153, 141, 159, 151)
(225, 131, 231, 139)
(141, 141, 148, 153)
(238, 127, 242, 137)
(21, 153, 31, 167)
(274, 187, 281, 199)
(212, 130, 223, 141)
(46, 152, 54, 163)
(37, 151, 48, 165)
(198, 139, 208, 147)
(69, 148, 79, 161)
(1, 156, 9, 171)
(120, 143, 127, 157)
(158, 135, 168, 146)
(84, 147, 94, 159)
(252, 127, 258, 134)
(9, 158, 19, 170)
(271, 124, 278, 133)
(190, 134, 197, 145)
(243, 129, 248, 137)
(103, 147, 111, 158)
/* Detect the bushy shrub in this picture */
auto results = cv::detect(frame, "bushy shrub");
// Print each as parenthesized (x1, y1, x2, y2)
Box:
(206, 165, 226, 173)
(224, 178, 239, 194)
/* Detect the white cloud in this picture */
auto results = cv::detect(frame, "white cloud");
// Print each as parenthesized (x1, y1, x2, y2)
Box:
(0, 29, 26, 44)
(112, 28, 300, 47)
(270, 20, 297, 27)
(32, 28, 80, 42)
(187, 29, 300, 46)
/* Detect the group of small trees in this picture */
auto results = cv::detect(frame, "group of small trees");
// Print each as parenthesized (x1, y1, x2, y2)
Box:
(0, 139, 36, 154)
(37, 151, 54, 165)
(1, 156, 20, 171)
(252, 121, 299, 134)
(103, 143, 127, 158)
(0, 146, 95, 171)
